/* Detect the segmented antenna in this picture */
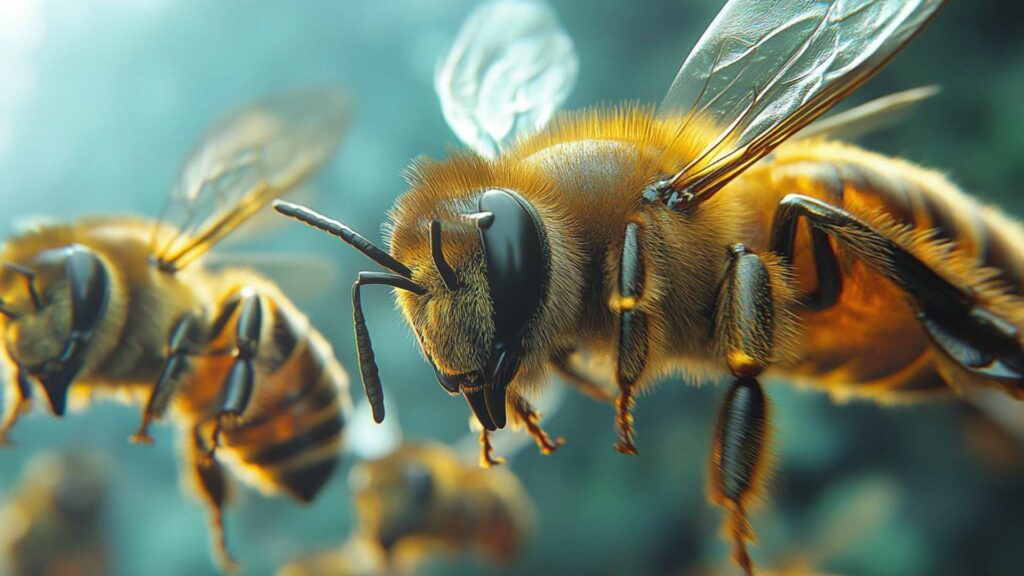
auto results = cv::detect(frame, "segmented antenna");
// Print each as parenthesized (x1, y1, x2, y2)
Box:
(273, 200, 413, 278)
(429, 220, 459, 291)
(352, 271, 426, 424)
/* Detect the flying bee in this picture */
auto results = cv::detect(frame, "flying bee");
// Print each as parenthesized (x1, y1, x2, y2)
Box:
(276, 0, 1024, 573)
(0, 88, 352, 570)
(0, 452, 111, 576)
(350, 442, 532, 568)
(280, 441, 533, 576)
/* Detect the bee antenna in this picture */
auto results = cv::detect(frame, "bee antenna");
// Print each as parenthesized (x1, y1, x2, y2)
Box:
(429, 220, 459, 291)
(352, 271, 427, 424)
(2, 263, 41, 311)
(273, 200, 414, 279)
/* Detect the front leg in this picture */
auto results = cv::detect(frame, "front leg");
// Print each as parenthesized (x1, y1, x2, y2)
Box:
(186, 426, 237, 572)
(709, 244, 779, 576)
(509, 393, 564, 455)
(612, 222, 650, 455)
(0, 368, 34, 444)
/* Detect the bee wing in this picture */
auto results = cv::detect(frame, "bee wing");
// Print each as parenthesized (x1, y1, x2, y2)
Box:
(655, 0, 944, 204)
(795, 85, 939, 142)
(435, 0, 577, 158)
(151, 87, 348, 271)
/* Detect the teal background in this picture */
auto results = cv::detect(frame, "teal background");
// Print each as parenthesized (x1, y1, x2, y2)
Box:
(0, 1, 1022, 574)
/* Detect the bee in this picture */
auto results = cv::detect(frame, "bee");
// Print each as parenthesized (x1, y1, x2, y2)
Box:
(0, 452, 110, 576)
(0, 88, 352, 570)
(276, 0, 1024, 573)
(280, 441, 532, 576)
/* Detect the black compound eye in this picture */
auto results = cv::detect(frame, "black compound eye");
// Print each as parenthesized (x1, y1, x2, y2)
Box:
(475, 189, 549, 356)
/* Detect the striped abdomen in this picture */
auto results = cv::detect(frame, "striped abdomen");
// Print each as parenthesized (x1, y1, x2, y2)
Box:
(738, 140, 1024, 398)
(218, 299, 351, 502)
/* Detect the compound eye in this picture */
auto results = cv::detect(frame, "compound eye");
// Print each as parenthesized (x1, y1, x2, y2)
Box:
(33, 244, 109, 337)
(475, 189, 548, 354)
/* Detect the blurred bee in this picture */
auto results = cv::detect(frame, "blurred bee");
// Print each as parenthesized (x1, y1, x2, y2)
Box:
(0, 452, 110, 576)
(0, 88, 352, 569)
(276, 0, 1024, 573)
(279, 442, 533, 576)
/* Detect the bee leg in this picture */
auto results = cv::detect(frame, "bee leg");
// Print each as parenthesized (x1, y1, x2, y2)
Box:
(770, 194, 1024, 385)
(479, 429, 506, 468)
(0, 369, 34, 445)
(550, 348, 616, 404)
(613, 222, 649, 455)
(710, 376, 769, 576)
(510, 393, 565, 455)
(770, 202, 842, 311)
(709, 244, 777, 575)
(131, 314, 202, 444)
(188, 427, 238, 573)
(207, 290, 264, 455)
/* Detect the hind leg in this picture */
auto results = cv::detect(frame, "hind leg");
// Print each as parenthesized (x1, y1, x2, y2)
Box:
(770, 194, 1024, 390)
(187, 426, 237, 572)
(203, 288, 268, 455)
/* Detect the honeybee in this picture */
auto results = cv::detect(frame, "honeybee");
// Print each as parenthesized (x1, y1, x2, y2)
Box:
(276, 1, 1024, 573)
(0, 88, 352, 570)
(279, 441, 532, 576)
(0, 452, 110, 576)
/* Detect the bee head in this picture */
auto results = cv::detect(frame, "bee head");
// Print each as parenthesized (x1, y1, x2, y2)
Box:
(0, 244, 109, 416)
(402, 189, 550, 430)
(274, 187, 550, 431)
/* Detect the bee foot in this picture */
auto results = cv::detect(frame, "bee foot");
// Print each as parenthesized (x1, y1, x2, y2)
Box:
(478, 429, 506, 468)
(130, 419, 155, 445)
(129, 431, 154, 445)
(615, 439, 639, 456)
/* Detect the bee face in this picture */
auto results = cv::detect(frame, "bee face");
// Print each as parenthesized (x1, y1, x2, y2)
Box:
(393, 188, 551, 430)
(406, 251, 495, 377)
(0, 243, 109, 415)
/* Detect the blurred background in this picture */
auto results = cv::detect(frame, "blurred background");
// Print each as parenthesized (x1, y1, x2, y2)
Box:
(1, 1, 1022, 574)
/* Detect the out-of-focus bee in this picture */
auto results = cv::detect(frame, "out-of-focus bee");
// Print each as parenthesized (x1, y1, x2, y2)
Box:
(0, 452, 110, 576)
(276, 0, 1024, 573)
(279, 442, 533, 576)
(0, 88, 352, 570)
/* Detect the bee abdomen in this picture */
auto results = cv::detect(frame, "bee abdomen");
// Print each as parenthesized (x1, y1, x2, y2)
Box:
(832, 160, 1024, 293)
(220, 305, 348, 503)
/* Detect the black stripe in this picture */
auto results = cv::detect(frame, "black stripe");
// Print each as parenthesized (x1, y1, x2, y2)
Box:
(818, 163, 845, 204)
(982, 227, 1024, 294)
(845, 163, 915, 226)
(920, 192, 959, 242)
(277, 457, 339, 503)
(246, 413, 343, 466)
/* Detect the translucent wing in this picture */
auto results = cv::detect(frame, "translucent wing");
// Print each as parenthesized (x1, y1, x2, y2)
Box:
(796, 85, 939, 141)
(655, 0, 944, 206)
(435, 0, 577, 158)
(151, 87, 348, 271)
